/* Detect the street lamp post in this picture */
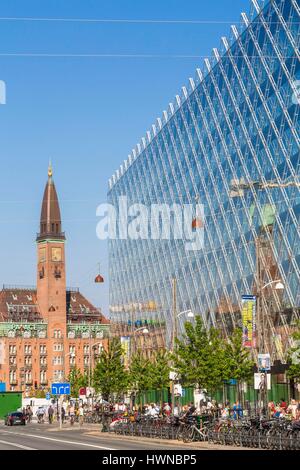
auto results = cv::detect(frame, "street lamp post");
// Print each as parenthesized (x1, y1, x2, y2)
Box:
(256, 275, 284, 416)
(131, 327, 149, 359)
(61, 351, 75, 429)
(88, 341, 104, 409)
(230, 178, 291, 415)
(171, 278, 194, 415)
(128, 327, 149, 409)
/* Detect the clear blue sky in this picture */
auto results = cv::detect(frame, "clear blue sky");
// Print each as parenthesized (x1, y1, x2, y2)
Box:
(0, 0, 251, 315)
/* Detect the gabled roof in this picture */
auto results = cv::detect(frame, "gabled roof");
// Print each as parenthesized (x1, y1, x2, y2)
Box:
(0, 286, 108, 324)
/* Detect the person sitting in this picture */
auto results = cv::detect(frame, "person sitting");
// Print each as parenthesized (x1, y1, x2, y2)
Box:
(273, 404, 282, 418)
(232, 401, 243, 420)
(287, 399, 298, 420)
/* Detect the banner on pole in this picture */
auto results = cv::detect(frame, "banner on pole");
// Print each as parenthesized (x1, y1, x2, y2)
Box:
(242, 295, 257, 348)
(120, 336, 131, 369)
(254, 373, 271, 390)
(258, 353, 271, 372)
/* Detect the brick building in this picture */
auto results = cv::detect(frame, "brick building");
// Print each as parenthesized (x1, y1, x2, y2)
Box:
(0, 165, 109, 394)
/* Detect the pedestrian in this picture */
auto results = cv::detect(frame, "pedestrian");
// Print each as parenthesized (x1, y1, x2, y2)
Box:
(232, 401, 243, 420)
(280, 398, 287, 411)
(69, 402, 75, 425)
(61, 406, 66, 424)
(296, 401, 300, 420)
(163, 402, 171, 416)
(221, 404, 230, 419)
(79, 406, 84, 426)
(48, 405, 54, 424)
(287, 399, 298, 420)
(268, 400, 275, 417)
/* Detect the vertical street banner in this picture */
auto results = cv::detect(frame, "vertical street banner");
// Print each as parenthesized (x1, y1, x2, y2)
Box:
(120, 336, 130, 369)
(242, 295, 257, 348)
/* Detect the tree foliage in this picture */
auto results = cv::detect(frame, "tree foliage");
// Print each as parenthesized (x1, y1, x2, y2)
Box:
(287, 324, 300, 382)
(224, 329, 255, 382)
(224, 328, 255, 398)
(93, 338, 128, 401)
(67, 366, 87, 397)
(149, 349, 171, 391)
(174, 316, 228, 392)
(128, 351, 153, 394)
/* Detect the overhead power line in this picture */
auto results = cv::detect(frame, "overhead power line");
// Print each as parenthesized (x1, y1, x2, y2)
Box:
(0, 16, 297, 24)
(0, 53, 297, 59)
(0, 17, 249, 24)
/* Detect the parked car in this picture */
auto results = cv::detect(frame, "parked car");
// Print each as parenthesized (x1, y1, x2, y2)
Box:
(4, 412, 26, 426)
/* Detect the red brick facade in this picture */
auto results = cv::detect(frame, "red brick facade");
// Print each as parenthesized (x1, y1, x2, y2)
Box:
(0, 166, 109, 394)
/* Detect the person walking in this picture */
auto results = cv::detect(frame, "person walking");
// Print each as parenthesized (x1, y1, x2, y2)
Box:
(79, 405, 84, 427)
(69, 403, 75, 425)
(61, 406, 66, 424)
(48, 405, 54, 424)
(36, 407, 45, 424)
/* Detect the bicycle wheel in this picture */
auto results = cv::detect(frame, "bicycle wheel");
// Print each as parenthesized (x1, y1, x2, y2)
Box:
(183, 425, 194, 443)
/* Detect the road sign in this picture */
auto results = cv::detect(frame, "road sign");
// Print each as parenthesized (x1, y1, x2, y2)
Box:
(46, 392, 51, 400)
(51, 383, 71, 395)
(79, 387, 86, 396)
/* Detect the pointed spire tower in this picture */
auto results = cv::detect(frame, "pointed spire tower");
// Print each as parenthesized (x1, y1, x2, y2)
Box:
(36, 164, 66, 335)
(37, 162, 65, 242)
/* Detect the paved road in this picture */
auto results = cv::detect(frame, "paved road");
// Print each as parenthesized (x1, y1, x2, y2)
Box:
(0, 423, 209, 450)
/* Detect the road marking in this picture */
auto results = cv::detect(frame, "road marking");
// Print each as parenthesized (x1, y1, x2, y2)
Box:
(0, 439, 36, 450)
(1, 431, 116, 450)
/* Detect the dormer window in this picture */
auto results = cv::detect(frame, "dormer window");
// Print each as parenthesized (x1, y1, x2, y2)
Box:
(12, 294, 18, 301)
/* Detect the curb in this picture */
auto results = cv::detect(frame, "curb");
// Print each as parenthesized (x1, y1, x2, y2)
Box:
(83, 431, 243, 450)
(45, 425, 253, 450)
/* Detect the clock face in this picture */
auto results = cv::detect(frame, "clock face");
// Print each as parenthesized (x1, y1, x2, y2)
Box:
(52, 247, 62, 262)
(39, 248, 46, 263)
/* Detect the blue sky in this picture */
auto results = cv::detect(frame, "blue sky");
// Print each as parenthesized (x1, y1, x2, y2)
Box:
(0, 0, 251, 314)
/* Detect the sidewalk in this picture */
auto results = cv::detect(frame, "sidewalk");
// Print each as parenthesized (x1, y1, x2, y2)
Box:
(85, 431, 251, 450)
(46, 424, 251, 450)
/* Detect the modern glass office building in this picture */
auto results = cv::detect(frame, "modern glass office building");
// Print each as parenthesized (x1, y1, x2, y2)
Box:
(108, 0, 300, 361)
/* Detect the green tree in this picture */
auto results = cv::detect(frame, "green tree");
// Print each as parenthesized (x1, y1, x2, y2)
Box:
(224, 328, 255, 401)
(287, 324, 300, 383)
(67, 366, 87, 397)
(129, 351, 153, 402)
(174, 316, 227, 394)
(149, 350, 171, 406)
(35, 389, 46, 399)
(93, 338, 128, 401)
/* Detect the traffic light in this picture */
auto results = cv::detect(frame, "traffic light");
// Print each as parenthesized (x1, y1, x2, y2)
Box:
(34, 381, 38, 390)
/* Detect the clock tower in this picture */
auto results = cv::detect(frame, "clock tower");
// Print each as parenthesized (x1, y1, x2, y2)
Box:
(36, 164, 66, 337)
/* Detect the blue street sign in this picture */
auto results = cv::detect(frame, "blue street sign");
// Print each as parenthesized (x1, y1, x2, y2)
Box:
(46, 392, 51, 400)
(51, 383, 71, 395)
(0, 382, 6, 392)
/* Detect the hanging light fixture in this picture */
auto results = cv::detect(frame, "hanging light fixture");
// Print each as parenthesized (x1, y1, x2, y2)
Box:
(95, 262, 104, 283)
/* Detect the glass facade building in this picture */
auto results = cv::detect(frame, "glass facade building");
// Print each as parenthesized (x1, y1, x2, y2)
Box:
(108, 0, 300, 361)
